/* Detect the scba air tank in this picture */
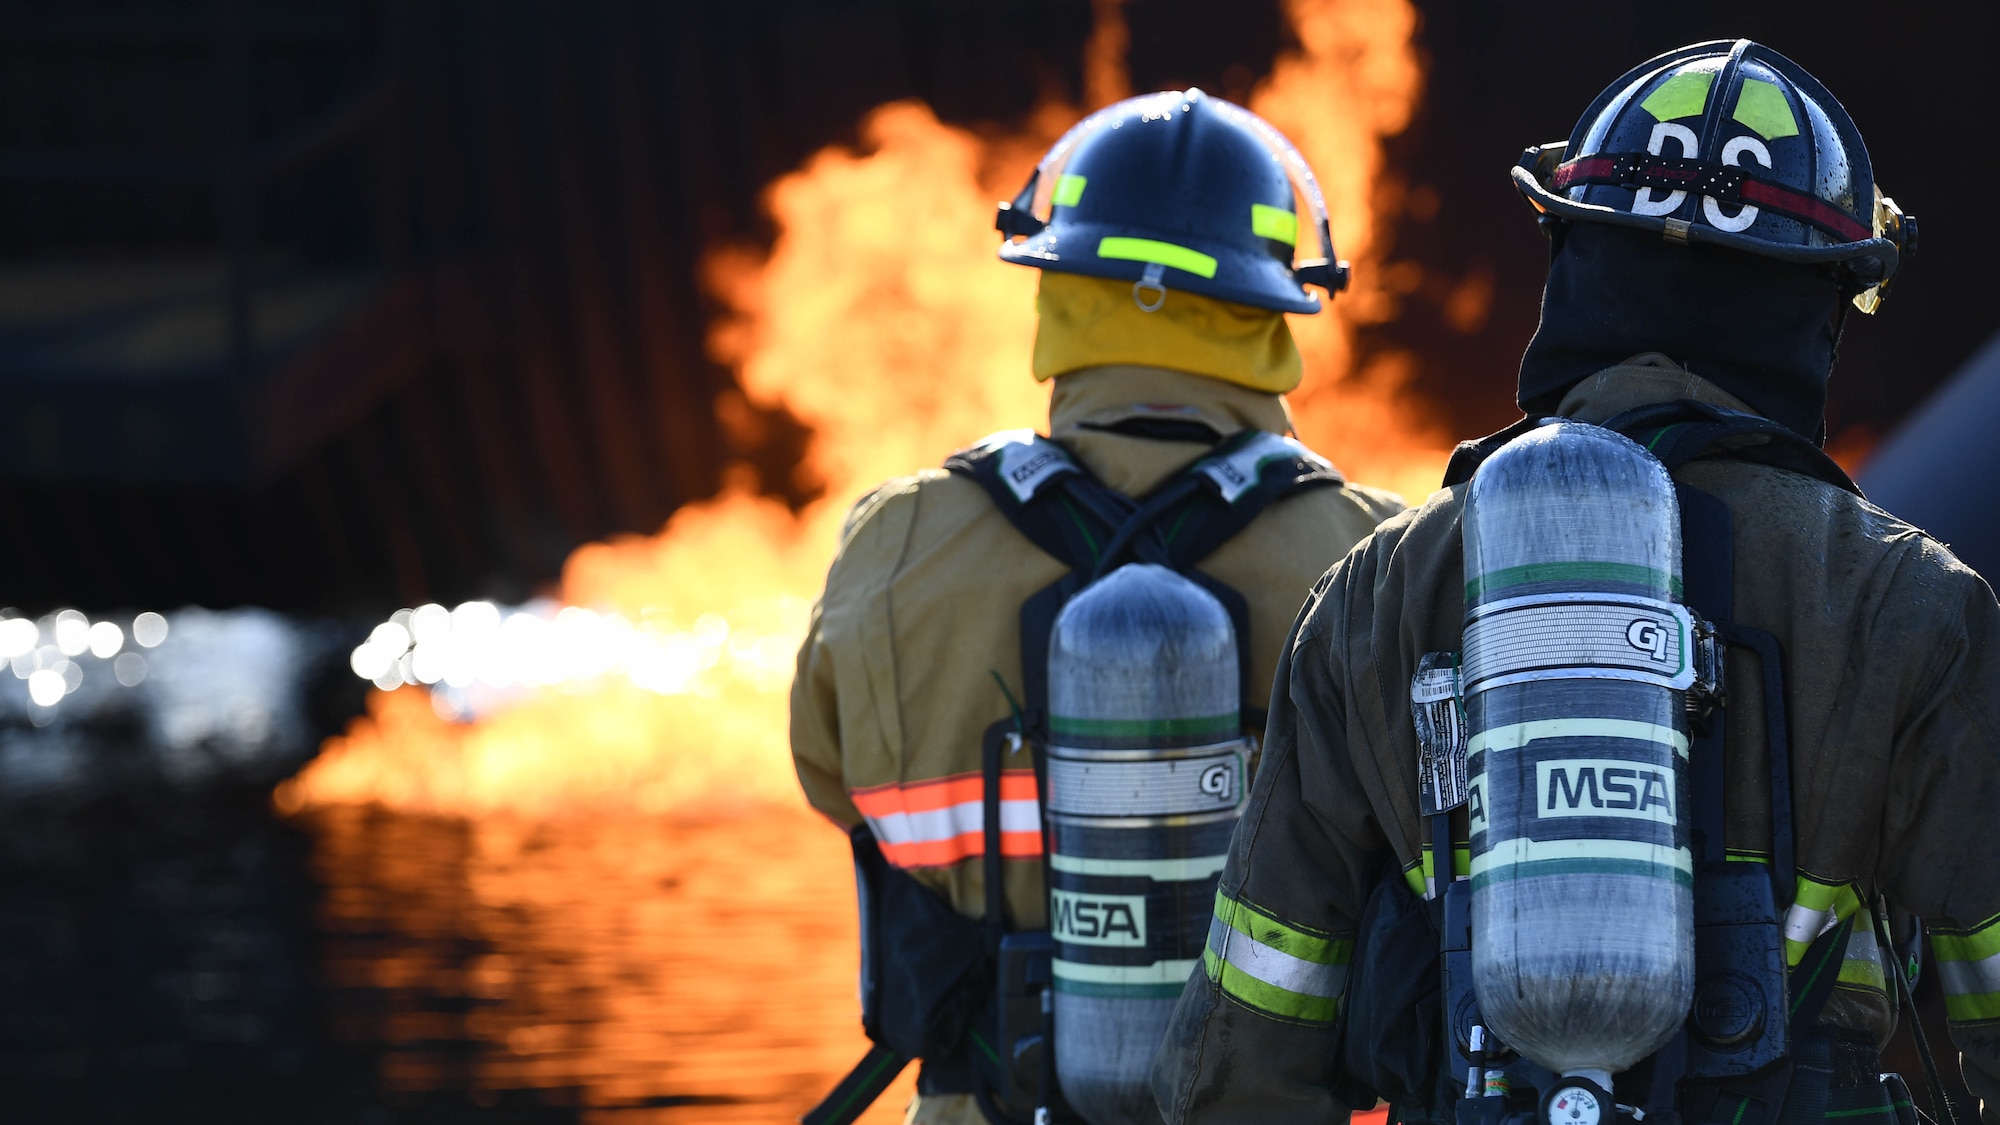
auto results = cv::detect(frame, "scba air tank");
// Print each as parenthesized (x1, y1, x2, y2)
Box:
(1462, 422, 1695, 1093)
(1046, 563, 1247, 1125)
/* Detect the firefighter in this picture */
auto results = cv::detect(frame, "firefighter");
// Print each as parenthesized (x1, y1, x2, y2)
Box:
(793, 89, 1404, 1125)
(1152, 40, 2000, 1125)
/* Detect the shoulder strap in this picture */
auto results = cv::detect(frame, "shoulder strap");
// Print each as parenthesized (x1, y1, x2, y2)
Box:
(1441, 416, 1549, 488)
(950, 427, 1342, 732)
(1602, 401, 1861, 496)
(1440, 404, 1861, 499)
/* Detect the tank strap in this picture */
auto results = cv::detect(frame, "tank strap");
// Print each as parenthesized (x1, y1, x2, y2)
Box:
(1602, 401, 1861, 496)
(947, 426, 1342, 731)
(1439, 403, 1860, 499)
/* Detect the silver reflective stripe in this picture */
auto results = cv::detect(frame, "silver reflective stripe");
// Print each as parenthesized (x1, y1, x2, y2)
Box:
(1468, 718, 1690, 758)
(1049, 853, 1228, 881)
(865, 797, 1039, 847)
(1938, 949, 2000, 999)
(1840, 919, 1887, 990)
(1784, 902, 1838, 947)
(1206, 914, 1346, 999)
(1051, 958, 1201, 985)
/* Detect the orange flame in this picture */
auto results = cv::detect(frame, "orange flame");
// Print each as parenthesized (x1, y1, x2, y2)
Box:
(281, 0, 1436, 819)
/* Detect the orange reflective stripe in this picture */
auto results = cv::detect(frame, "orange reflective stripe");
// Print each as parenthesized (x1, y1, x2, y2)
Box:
(850, 769, 1038, 817)
(850, 769, 1043, 869)
(878, 829, 1043, 869)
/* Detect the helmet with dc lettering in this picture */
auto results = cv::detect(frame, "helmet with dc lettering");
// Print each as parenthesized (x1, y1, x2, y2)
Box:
(1512, 39, 1915, 312)
(995, 88, 1347, 314)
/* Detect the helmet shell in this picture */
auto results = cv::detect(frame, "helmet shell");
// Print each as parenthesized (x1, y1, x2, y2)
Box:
(998, 89, 1341, 314)
(1514, 40, 1910, 298)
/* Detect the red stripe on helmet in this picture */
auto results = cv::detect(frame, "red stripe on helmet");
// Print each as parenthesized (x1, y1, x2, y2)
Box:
(1738, 180, 1872, 242)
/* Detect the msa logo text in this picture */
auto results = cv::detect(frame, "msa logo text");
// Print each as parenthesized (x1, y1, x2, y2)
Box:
(1536, 758, 1674, 824)
(1006, 450, 1062, 486)
(1051, 889, 1147, 947)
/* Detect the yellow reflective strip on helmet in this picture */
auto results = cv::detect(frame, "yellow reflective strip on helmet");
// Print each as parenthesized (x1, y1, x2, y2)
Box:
(1251, 203, 1297, 246)
(1732, 78, 1801, 142)
(1640, 71, 1715, 122)
(1096, 237, 1219, 279)
(1053, 173, 1087, 208)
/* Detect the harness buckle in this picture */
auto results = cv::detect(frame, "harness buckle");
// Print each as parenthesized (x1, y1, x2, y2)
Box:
(1687, 613, 1726, 726)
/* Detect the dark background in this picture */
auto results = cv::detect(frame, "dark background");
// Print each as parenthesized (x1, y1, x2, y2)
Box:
(0, 0, 1986, 615)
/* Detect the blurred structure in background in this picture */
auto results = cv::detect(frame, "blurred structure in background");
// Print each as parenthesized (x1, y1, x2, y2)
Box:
(1861, 327, 2000, 580)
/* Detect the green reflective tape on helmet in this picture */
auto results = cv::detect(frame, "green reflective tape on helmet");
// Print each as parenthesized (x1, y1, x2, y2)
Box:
(1097, 237, 1219, 279)
(1732, 78, 1801, 141)
(1251, 203, 1298, 246)
(1053, 173, 1088, 208)
(1641, 71, 1715, 122)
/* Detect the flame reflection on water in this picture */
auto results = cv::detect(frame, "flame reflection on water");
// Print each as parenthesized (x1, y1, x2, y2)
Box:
(303, 801, 910, 1122)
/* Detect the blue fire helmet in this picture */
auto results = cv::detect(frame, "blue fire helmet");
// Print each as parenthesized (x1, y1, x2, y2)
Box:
(995, 89, 1348, 315)
(1512, 39, 1916, 313)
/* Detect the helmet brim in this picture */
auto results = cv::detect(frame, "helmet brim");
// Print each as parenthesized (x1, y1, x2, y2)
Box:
(1510, 165, 1900, 281)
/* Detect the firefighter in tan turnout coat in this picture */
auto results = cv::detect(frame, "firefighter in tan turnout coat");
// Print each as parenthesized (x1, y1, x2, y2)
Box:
(793, 90, 1402, 1125)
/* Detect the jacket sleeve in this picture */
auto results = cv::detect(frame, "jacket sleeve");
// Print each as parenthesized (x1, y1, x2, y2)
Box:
(790, 595, 861, 829)
(1153, 561, 1391, 1123)
(788, 483, 911, 831)
(1869, 548, 2000, 1124)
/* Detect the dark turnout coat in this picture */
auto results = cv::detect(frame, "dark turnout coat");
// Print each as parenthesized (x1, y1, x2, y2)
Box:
(1152, 358, 2000, 1125)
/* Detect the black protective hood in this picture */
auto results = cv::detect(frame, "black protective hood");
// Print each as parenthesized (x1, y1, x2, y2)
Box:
(1518, 223, 1846, 442)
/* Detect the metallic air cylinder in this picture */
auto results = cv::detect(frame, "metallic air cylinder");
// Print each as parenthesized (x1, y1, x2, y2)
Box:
(1462, 422, 1695, 1080)
(1046, 563, 1247, 1125)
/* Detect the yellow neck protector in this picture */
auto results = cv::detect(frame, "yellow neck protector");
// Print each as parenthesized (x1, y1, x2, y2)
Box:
(1031, 272, 1303, 394)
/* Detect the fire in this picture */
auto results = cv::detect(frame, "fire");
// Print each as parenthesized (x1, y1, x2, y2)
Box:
(281, 0, 1438, 819)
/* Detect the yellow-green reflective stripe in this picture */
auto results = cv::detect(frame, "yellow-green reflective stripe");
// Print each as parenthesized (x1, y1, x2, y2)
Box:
(1944, 989, 2000, 1024)
(1838, 919, 1887, 992)
(1097, 237, 1218, 279)
(1785, 876, 1861, 966)
(1931, 911, 2000, 963)
(1203, 946, 1341, 1025)
(1732, 78, 1800, 141)
(1213, 890, 1349, 965)
(1468, 719, 1690, 758)
(1053, 173, 1087, 208)
(1642, 71, 1715, 122)
(1251, 203, 1297, 246)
